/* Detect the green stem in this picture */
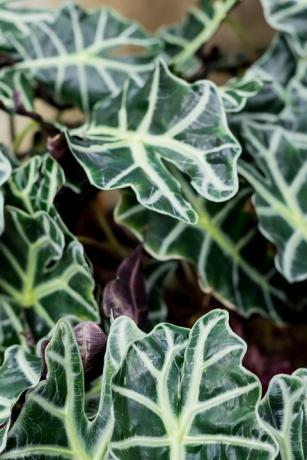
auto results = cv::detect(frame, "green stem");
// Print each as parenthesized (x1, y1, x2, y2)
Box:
(13, 121, 38, 153)
(226, 16, 257, 56)
(91, 202, 129, 258)
(9, 115, 16, 147)
(77, 236, 110, 253)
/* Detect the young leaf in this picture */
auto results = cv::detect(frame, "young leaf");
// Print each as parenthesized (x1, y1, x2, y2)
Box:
(261, 0, 307, 57)
(238, 123, 307, 283)
(110, 309, 277, 459)
(1, 2, 161, 111)
(1, 316, 144, 459)
(103, 247, 147, 326)
(116, 187, 290, 323)
(66, 61, 241, 224)
(159, 0, 238, 74)
(0, 207, 99, 336)
(0, 346, 40, 452)
(73, 321, 107, 381)
(259, 369, 307, 460)
(0, 149, 11, 234)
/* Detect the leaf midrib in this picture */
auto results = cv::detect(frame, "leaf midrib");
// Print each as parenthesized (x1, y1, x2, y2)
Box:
(11, 38, 154, 73)
(171, 0, 237, 68)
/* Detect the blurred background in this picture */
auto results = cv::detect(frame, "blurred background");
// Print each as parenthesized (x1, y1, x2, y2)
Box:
(23, 0, 272, 46)
(2, 0, 272, 144)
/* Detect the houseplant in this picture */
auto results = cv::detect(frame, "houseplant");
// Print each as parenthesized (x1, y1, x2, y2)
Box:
(0, 0, 306, 458)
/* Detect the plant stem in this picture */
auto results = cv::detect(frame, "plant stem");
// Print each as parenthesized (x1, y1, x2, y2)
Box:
(91, 202, 129, 258)
(9, 115, 16, 147)
(226, 16, 257, 57)
(13, 121, 38, 153)
(77, 236, 110, 253)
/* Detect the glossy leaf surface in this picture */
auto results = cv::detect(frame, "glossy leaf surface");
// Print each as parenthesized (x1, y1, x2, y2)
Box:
(110, 310, 277, 459)
(116, 186, 290, 323)
(1, 316, 144, 459)
(0, 346, 40, 451)
(66, 61, 241, 224)
(1, 2, 161, 111)
(261, 0, 307, 57)
(259, 369, 307, 460)
(239, 123, 307, 283)
(1, 311, 278, 459)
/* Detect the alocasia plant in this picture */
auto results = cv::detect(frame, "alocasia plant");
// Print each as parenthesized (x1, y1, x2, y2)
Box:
(66, 61, 241, 223)
(0, 2, 161, 112)
(0, 0, 306, 458)
(0, 310, 280, 460)
(259, 369, 307, 460)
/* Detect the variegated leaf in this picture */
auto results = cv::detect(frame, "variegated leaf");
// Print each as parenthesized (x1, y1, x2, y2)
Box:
(5, 154, 65, 215)
(116, 186, 290, 323)
(0, 148, 11, 234)
(1, 2, 161, 111)
(221, 75, 263, 113)
(0, 2, 52, 49)
(261, 0, 307, 57)
(1, 316, 144, 459)
(0, 297, 31, 357)
(159, 0, 238, 74)
(110, 309, 277, 459)
(259, 369, 307, 460)
(0, 71, 34, 112)
(66, 61, 241, 224)
(232, 35, 307, 138)
(0, 345, 40, 451)
(238, 123, 307, 283)
(0, 206, 99, 339)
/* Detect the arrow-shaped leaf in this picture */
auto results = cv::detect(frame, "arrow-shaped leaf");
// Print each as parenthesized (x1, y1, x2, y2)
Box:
(1, 2, 161, 111)
(66, 61, 241, 224)
(116, 185, 290, 323)
(239, 122, 307, 283)
(259, 368, 307, 460)
(1, 316, 144, 459)
(1, 311, 278, 459)
(110, 309, 277, 459)
(0, 154, 100, 351)
(0, 206, 99, 338)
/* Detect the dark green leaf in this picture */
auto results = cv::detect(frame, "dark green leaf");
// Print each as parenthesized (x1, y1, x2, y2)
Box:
(66, 61, 241, 224)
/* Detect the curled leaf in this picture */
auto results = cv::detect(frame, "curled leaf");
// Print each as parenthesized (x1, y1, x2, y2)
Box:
(73, 321, 107, 382)
(103, 246, 148, 326)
